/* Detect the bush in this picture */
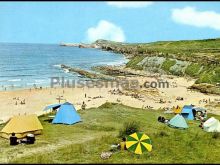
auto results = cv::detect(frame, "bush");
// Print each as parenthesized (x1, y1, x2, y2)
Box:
(161, 59, 176, 72)
(158, 131, 168, 137)
(118, 121, 141, 138)
(212, 132, 220, 139)
(99, 102, 116, 109)
(196, 66, 220, 85)
(185, 63, 202, 77)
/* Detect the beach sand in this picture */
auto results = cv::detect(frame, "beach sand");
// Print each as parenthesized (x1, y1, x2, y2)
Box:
(0, 75, 219, 123)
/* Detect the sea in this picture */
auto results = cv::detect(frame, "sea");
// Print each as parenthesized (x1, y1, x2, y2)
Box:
(0, 43, 128, 91)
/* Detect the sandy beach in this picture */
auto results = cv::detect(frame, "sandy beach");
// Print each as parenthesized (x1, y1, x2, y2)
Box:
(0, 75, 219, 123)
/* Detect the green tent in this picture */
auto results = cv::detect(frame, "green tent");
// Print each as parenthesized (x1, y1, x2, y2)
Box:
(168, 114, 188, 129)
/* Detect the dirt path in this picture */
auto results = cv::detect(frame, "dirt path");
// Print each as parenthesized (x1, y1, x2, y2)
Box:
(1, 132, 110, 163)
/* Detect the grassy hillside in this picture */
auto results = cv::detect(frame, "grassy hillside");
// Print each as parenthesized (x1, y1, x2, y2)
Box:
(96, 38, 220, 58)
(95, 39, 220, 94)
(138, 38, 220, 54)
(1, 103, 219, 163)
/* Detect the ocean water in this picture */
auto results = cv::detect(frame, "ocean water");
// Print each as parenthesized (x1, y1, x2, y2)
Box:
(0, 43, 128, 90)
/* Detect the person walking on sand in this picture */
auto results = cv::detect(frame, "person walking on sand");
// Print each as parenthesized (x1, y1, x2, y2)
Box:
(85, 93, 87, 98)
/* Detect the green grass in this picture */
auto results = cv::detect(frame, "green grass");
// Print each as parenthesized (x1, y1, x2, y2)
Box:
(161, 59, 176, 73)
(196, 66, 220, 84)
(185, 63, 203, 77)
(125, 55, 145, 70)
(138, 38, 220, 57)
(0, 103, 220, 163)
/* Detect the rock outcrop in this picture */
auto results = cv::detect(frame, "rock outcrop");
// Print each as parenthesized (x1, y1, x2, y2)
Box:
(60, 64, 115, 80)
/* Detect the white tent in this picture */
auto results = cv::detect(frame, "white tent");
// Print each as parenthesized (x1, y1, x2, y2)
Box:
(203, 117, 220, 132)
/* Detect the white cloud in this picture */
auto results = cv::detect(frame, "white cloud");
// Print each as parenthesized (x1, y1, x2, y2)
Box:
(107, 1, 154, 8)
(171, 6, 220, 30)
(86, 20, 125, 42)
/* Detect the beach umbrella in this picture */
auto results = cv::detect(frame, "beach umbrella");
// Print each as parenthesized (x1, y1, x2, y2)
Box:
(126, 132, 152, 154)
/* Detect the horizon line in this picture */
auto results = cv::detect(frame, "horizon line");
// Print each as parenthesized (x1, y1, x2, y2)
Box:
(0, 36, 220, 45)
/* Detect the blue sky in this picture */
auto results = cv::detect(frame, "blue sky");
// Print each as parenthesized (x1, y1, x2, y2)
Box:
(0, 1, 220, 44)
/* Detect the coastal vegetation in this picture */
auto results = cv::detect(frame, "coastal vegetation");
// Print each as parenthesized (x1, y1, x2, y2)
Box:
(0, 103, 219, 163)
(93, 39, 220, 94)
(161, 59, 176, 73)
(59, 38, 220, 94)
(126, 55, 145, 70)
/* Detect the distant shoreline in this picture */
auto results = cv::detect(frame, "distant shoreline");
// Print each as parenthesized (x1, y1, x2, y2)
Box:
(60, 42, 101, 49)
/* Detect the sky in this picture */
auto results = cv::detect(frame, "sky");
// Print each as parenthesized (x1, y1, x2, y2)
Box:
(0, 1, 220, 44)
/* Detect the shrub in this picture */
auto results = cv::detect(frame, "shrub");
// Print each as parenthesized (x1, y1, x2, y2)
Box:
(161, 59, 176, 72)
(196, 66, 220, 85)
(118, 121, 141, 138)
(185, 63, 202, 77)
(99, 102, 115, 109)
(158, 131, 168, 137)
(212, 132, 220, 139)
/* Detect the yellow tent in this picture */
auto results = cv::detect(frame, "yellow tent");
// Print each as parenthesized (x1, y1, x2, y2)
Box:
(173, 106, 182, 114)
(0, 114, 43, 139)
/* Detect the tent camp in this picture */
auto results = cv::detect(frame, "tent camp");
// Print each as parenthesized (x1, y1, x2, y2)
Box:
(0, 114, 43, 139)
(181, 105, 196, 120)
(44, 102, 81, 125)
(173, 106, 182, 114)
(203, 117, 220, 132)
(168, 114, 188, 129)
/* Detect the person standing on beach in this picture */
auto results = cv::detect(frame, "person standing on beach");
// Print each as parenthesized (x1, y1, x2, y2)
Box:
(85, 93, 87, 98)
(81, 101, 87, 110)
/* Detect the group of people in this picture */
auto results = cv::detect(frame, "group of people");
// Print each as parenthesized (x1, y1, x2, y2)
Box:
(158, 116, 169, 124)
(159, 99, 166, 103)
(198, 98, 211, 104)
(176, 97, 184, 101)
(143, 105, 154, 109)
(109, 88, 123, 95)
(13, 97, 25, 105)
(10, 132, 35, 146)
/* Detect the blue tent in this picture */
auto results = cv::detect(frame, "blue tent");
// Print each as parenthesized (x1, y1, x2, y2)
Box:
(181, 105, 195, 120)
(44, 103, 62, 111)
(168, 114, 188, 129)
(44, 102, 81, 125)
